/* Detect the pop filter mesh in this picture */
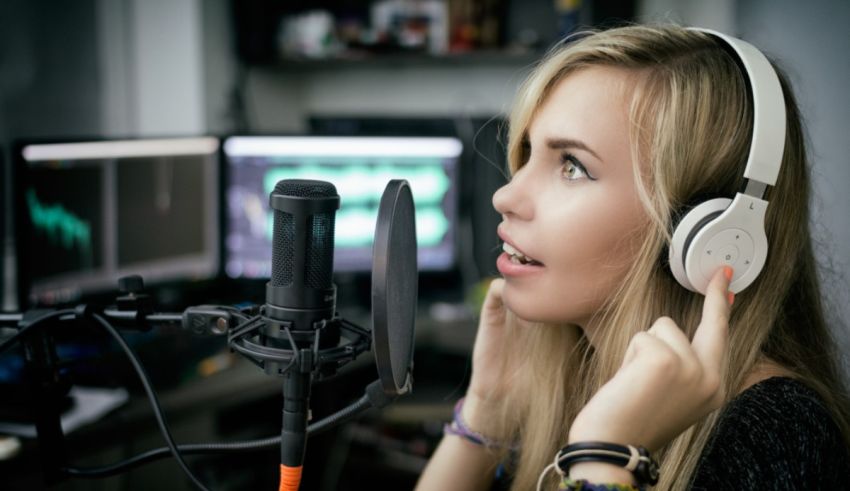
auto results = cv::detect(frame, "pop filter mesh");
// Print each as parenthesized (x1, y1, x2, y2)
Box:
(372, 180, 417, 395)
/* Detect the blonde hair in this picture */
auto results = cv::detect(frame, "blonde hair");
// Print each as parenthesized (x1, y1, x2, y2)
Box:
(483, 24, 850, 490)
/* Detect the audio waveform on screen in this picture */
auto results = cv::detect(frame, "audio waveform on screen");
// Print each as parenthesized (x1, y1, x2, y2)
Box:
(262, 206, 449, 247)
(258, 160, 452, 248)
(26, 189, 94, 268)
(262, 159, 451, 204)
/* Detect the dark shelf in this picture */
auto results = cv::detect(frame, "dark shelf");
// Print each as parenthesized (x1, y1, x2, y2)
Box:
(268, 49, 542, 71)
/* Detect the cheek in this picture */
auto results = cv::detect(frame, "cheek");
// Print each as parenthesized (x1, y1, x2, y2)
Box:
(508, 200, 645, 323)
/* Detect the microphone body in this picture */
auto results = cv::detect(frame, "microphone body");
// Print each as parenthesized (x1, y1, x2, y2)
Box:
(265, 179, 340, 484)
(264, 179, 340, 342)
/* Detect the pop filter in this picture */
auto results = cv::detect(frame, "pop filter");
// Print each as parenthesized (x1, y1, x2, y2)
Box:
(371, 180, 417, 396)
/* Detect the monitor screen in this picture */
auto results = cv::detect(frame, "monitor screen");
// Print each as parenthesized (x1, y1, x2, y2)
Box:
(223, 136, 462, 278)
(15, 137, 220, 305)
(1, 145, 6, 309)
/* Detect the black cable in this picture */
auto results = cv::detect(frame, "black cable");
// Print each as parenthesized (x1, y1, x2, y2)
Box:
(0, 309, 75, 355)
(63, 393, 376, 478)
(87, 313, 210, 491)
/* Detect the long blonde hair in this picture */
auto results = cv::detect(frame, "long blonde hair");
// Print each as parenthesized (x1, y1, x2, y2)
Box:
(484, 24, 850, 490)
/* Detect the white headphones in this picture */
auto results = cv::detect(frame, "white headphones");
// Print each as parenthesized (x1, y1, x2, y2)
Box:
(668, 28, 786, 295)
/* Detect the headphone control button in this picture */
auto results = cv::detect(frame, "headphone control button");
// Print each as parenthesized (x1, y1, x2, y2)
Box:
(717, 245, 739, 264)
(699, 228, 754, 282)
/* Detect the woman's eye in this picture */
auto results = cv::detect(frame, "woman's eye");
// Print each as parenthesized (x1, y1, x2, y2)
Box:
(562, 154, 595, 181)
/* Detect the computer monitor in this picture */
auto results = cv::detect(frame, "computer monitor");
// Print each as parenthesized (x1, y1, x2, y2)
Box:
(223, 135, 462, 279)
(14, 137, 220, 306)
(1, 145, 6, 310)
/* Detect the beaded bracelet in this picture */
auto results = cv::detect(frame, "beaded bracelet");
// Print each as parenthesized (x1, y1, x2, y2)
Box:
(559, 477, 641, 491)
(557, 442, 658, 487)
(443, 397, 518, 449)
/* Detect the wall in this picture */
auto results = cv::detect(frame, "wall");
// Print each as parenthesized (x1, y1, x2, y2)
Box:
(98, 0, 205, 137)
(736, 0, 850, 371)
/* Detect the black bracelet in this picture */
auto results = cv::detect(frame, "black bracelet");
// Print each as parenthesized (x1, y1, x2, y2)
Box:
(557, 441, 659, 486)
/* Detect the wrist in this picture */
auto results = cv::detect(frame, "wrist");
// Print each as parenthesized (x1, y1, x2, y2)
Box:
(556, 441, 659, 487)
(444, 396, 517, 450)
(461, 391, 497, 432)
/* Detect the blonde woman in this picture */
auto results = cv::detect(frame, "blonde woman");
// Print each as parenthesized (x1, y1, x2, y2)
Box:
(416, 25, 850, 490)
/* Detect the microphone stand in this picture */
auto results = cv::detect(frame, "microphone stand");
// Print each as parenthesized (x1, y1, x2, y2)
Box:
(0, 276, 377, 490)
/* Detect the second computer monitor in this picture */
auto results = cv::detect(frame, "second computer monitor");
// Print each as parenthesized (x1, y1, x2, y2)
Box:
(16, 137, 221, 305)
(223, 135, 462, 278)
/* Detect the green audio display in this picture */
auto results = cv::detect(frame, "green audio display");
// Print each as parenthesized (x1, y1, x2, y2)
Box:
(26, 189, 94, 268)
(262, 158, 451, 204)
(261, 160, 451, 247)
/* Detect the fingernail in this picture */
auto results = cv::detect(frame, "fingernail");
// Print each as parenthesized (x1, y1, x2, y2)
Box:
(723, 266, 734, 282)
(727, 292, 735, 306)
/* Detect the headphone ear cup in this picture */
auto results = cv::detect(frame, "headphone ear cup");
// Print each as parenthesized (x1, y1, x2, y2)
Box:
(669, 198, 732, 292)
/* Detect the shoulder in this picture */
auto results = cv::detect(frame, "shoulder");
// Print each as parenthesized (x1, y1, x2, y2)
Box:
(689, 376, 850, 490)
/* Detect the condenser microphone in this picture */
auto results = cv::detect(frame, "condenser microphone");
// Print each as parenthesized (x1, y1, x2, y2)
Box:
(264, 179, 340, 338)
(264, 179, 341, 488)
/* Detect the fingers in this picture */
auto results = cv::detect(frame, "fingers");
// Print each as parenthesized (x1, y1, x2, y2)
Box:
(691, 266, 733, 371)
(647, 317, 694, 361)
(482, 278, 505, 313)
(623, 317, 694, 373)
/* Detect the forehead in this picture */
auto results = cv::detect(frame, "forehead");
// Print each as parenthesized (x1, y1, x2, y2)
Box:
(528, 66, 636, 143)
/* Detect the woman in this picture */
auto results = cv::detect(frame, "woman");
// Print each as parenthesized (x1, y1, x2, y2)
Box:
(415, 24, 850, 490)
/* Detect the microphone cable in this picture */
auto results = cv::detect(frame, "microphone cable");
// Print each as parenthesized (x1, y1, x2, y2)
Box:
(1, 309, 209, 489)
(0, 309, 75, 355)
(63, 377, 388, 478)
(87, 313, 210, 491)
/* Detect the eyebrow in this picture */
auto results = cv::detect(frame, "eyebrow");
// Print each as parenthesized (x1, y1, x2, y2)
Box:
(544, 137, 602, 161)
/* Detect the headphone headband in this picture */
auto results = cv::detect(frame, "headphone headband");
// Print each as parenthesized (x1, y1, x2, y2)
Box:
(688, 28, 787, 188)
(669, 29, 787, 294)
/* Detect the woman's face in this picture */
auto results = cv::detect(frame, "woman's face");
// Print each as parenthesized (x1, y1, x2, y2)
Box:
(493, 66, 649, 328)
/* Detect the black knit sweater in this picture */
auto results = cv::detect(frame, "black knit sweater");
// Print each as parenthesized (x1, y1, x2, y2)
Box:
(688, 376, 850, 489)
(491, 376, 850, 490)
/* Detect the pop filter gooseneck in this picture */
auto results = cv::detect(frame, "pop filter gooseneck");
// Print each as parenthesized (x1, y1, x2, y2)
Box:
(372, 179, 417, 396)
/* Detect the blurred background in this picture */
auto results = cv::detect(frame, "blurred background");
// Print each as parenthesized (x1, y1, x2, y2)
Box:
(0, 0, 848, 489)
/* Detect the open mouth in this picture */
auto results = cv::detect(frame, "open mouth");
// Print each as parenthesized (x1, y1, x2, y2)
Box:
(503, 242, 543, 266)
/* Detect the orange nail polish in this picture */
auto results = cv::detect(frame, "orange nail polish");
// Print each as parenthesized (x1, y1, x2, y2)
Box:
(723, 266, 734, 281)
(727, 292, 735, 306)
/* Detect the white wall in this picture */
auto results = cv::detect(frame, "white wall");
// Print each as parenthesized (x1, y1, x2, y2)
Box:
(98, 0, 205, 137)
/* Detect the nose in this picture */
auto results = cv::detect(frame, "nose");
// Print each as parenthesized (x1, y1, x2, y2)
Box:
(492, 166, 534, 220)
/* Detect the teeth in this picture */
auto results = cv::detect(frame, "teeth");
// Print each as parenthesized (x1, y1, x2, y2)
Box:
(502, 242, 538, 264)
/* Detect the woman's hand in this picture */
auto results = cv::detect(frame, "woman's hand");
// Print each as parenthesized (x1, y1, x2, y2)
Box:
(568, 266, 734, 453)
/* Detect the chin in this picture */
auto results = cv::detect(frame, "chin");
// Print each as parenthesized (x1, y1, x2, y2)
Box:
(502, 288, 581, 325)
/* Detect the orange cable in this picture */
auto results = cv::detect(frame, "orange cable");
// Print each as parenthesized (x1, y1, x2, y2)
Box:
(279, 464, 303, 491)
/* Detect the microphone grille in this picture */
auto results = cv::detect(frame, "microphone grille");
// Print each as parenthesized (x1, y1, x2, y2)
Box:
(271, 180, 337, 288)
(272, 211, 295, 286)
(274, 179, 337, 198)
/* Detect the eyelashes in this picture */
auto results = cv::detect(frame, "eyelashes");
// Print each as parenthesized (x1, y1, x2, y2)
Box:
(518, 139, 597, 182)
(561, 153, 596, 181)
